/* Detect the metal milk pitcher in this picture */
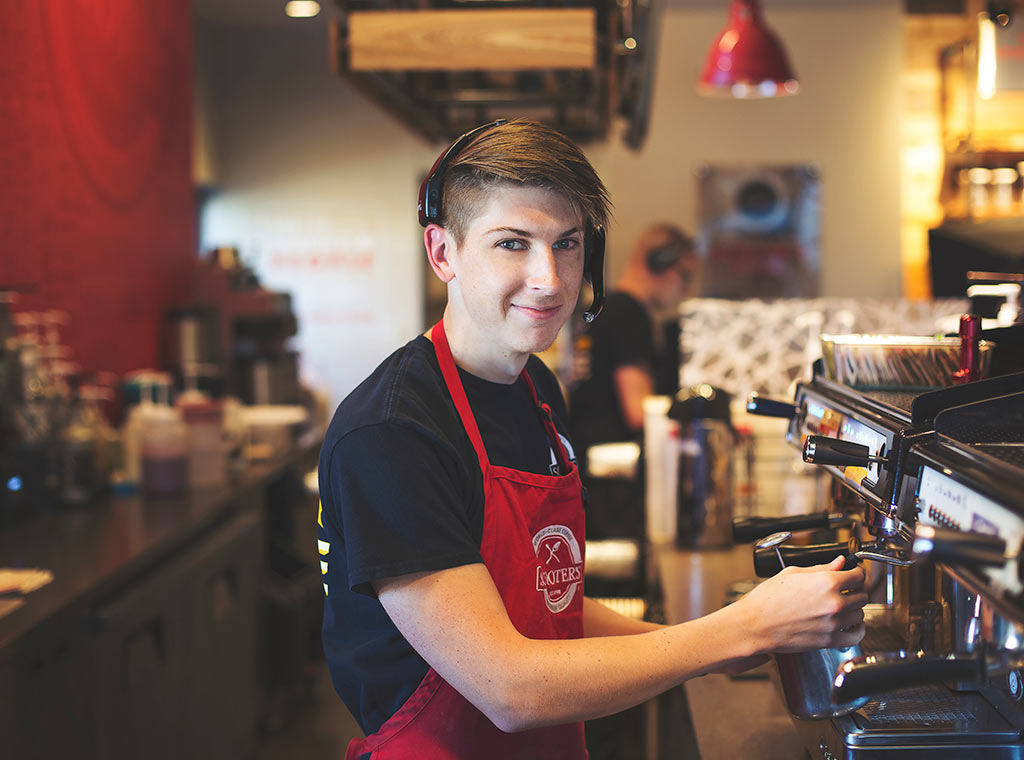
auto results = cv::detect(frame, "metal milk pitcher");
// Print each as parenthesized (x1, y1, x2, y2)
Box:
(756, 531, 869, 719)
(669, 384, 734, 549)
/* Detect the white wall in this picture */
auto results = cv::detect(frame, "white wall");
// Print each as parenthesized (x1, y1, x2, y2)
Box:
(196, 1, 902, 407)
(197, 22, 436, 407)
(591, 1, 903, 292)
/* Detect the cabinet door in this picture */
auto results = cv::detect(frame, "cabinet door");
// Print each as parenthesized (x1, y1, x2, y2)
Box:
(92, 559, 187, 760)
(6, 616, 97, 759)
(180, 510, 263, 759)
(0, 656, 24, 758)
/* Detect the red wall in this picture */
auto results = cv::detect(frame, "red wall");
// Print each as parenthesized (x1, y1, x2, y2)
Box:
(0, 0, 196, 377)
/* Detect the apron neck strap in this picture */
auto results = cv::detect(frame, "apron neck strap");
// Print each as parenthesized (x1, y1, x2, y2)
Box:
(518, 371, 571, 474)
(431, 319, 490, 473)
(430, 319, 572, 475)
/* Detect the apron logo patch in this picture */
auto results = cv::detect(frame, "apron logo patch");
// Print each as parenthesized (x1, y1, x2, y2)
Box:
(532, 524, 583, 613)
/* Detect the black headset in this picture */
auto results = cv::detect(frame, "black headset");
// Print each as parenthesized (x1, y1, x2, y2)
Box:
(417, 120, 606, 323)
(645, 238, 694, 275)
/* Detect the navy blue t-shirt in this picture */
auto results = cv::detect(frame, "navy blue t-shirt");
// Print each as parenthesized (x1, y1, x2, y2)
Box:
(317, 335, 576, 736)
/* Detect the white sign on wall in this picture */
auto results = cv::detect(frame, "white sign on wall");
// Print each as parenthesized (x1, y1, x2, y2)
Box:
(201, 203, 424, 410)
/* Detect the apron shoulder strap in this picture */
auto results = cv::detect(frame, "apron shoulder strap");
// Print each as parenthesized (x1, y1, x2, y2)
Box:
(431, 321, 573, 475)
(430, 320, 490, 474)
(519, 369, 571, 474)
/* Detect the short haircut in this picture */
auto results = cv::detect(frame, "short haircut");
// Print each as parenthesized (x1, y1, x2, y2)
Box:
(439, 119, 612, 246)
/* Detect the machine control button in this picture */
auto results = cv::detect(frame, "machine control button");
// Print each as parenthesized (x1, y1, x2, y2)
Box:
(1009, 669, 1023, 701)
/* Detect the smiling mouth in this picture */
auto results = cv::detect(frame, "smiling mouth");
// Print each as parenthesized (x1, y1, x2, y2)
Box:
(514, 304, 561, 319)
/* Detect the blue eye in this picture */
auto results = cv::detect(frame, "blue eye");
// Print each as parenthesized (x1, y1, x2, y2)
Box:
(498, 239, 525, 250)
(554, 238, 580, 251)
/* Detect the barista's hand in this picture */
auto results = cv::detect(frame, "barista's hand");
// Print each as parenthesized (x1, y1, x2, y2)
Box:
(736, 555, 867, 654)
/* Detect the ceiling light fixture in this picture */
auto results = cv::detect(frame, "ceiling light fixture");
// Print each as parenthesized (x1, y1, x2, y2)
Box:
(697, 0, 799, 99)
(285, 1, 321, 19)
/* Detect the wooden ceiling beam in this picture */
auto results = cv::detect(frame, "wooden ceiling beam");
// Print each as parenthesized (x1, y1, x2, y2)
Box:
(346, 8, 597, 71)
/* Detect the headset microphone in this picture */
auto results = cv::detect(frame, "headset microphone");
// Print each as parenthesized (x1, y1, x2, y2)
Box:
(583, 225, 605, 323)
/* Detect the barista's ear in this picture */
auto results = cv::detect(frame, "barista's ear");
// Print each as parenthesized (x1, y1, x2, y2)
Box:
(424, 224, 456, 283)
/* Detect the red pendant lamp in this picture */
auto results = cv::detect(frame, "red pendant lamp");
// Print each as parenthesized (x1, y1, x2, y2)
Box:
(697, 0, 799, 99)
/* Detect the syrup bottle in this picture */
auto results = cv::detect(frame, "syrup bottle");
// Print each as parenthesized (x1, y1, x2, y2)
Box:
(952, 314, 982, 385)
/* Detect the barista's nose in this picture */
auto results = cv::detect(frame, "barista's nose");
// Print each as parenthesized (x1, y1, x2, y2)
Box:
(525, 247, 561, 294)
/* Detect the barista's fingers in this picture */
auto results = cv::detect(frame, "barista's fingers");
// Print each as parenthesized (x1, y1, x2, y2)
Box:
(790, 556, 846, 574)
(834, 622, 866, 648)
(834, 607, 865, 630)
(835, 566, 867, 592)
(837, 590, 869, 612)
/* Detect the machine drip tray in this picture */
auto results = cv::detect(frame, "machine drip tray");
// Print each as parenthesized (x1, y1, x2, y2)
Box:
(795, 682, 1024, 758)
(846, 684, 1021, 745)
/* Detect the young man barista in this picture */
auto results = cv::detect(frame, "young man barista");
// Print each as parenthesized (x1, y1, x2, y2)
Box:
(317, 119, 867, 759)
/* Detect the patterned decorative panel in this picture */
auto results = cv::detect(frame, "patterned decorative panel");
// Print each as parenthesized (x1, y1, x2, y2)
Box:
(678, 298, 970, 398)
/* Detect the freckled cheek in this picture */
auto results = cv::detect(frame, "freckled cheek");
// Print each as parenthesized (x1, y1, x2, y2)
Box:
(562, 259, 586, 290)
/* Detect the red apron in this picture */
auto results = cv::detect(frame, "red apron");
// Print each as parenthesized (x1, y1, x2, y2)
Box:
(345, 320, 588, 760)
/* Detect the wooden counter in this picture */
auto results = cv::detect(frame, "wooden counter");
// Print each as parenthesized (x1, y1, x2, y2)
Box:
(653, 542, 806, 759)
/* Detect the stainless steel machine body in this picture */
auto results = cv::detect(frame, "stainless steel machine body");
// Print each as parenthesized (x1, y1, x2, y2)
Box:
(752, 371, 1024, 758)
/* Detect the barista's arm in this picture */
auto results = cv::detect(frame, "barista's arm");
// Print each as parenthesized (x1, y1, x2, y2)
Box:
(374, 556, 866, 733)
(613, 364, 654, 433)
(582, 596, 663, 636)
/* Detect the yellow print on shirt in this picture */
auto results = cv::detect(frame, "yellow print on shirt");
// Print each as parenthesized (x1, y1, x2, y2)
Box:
(318, 499, 329, 596)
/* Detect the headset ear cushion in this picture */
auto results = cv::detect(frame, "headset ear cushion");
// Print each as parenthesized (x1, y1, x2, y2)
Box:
(646, 244, 682, 274)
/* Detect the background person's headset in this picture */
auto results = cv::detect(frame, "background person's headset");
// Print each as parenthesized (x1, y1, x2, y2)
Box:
(417, 119, 606, 322)
(645, 237, 694, 275)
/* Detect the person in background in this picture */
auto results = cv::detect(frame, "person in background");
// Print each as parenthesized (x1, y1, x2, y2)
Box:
(568, 223, 698, 538)
(317, 119, 866, 760)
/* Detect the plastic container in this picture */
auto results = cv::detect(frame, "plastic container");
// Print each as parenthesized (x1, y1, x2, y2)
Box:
(238, 405, 308, 461)
(643, 395, 677, 543)
(178, 395, 226, 490)
(121, 382, 157, 489)
(141, 404, 188, 497)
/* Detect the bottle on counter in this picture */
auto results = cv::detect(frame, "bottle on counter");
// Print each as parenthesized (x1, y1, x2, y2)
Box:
(59, 373, 99, 507)
(120, 377, 157, 491)
(952, 314, 983, 385)
(177, 389, 226, 491)
(140, 379, 188, 497)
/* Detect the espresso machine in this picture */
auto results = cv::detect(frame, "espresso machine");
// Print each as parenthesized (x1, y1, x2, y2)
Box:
(738, 367, 1024, 758)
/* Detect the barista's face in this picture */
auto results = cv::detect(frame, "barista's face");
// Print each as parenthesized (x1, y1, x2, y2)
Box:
(650, 250, 697, 313)
(432, 185, 585, 381)
(664, 253, 698, 303)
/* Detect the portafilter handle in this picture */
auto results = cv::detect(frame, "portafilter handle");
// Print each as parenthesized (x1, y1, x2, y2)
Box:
(912, 525, 1008, 568)
(832, 651, 985, 705)
(745, 393, 797, 419)
(803, 436, 887, 468)
(753, 539, 854, 577)
(753, 537, 913, 576)
(733, 511, 852, 544)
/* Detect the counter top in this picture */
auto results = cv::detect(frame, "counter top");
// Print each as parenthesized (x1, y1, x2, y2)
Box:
(653, 543, 806, 759)
(0, 429, 321, 655)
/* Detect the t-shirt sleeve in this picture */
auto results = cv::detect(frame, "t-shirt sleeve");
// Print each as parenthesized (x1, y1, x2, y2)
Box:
(323, 421, 483, 597)
(601, 298, 656, 371)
